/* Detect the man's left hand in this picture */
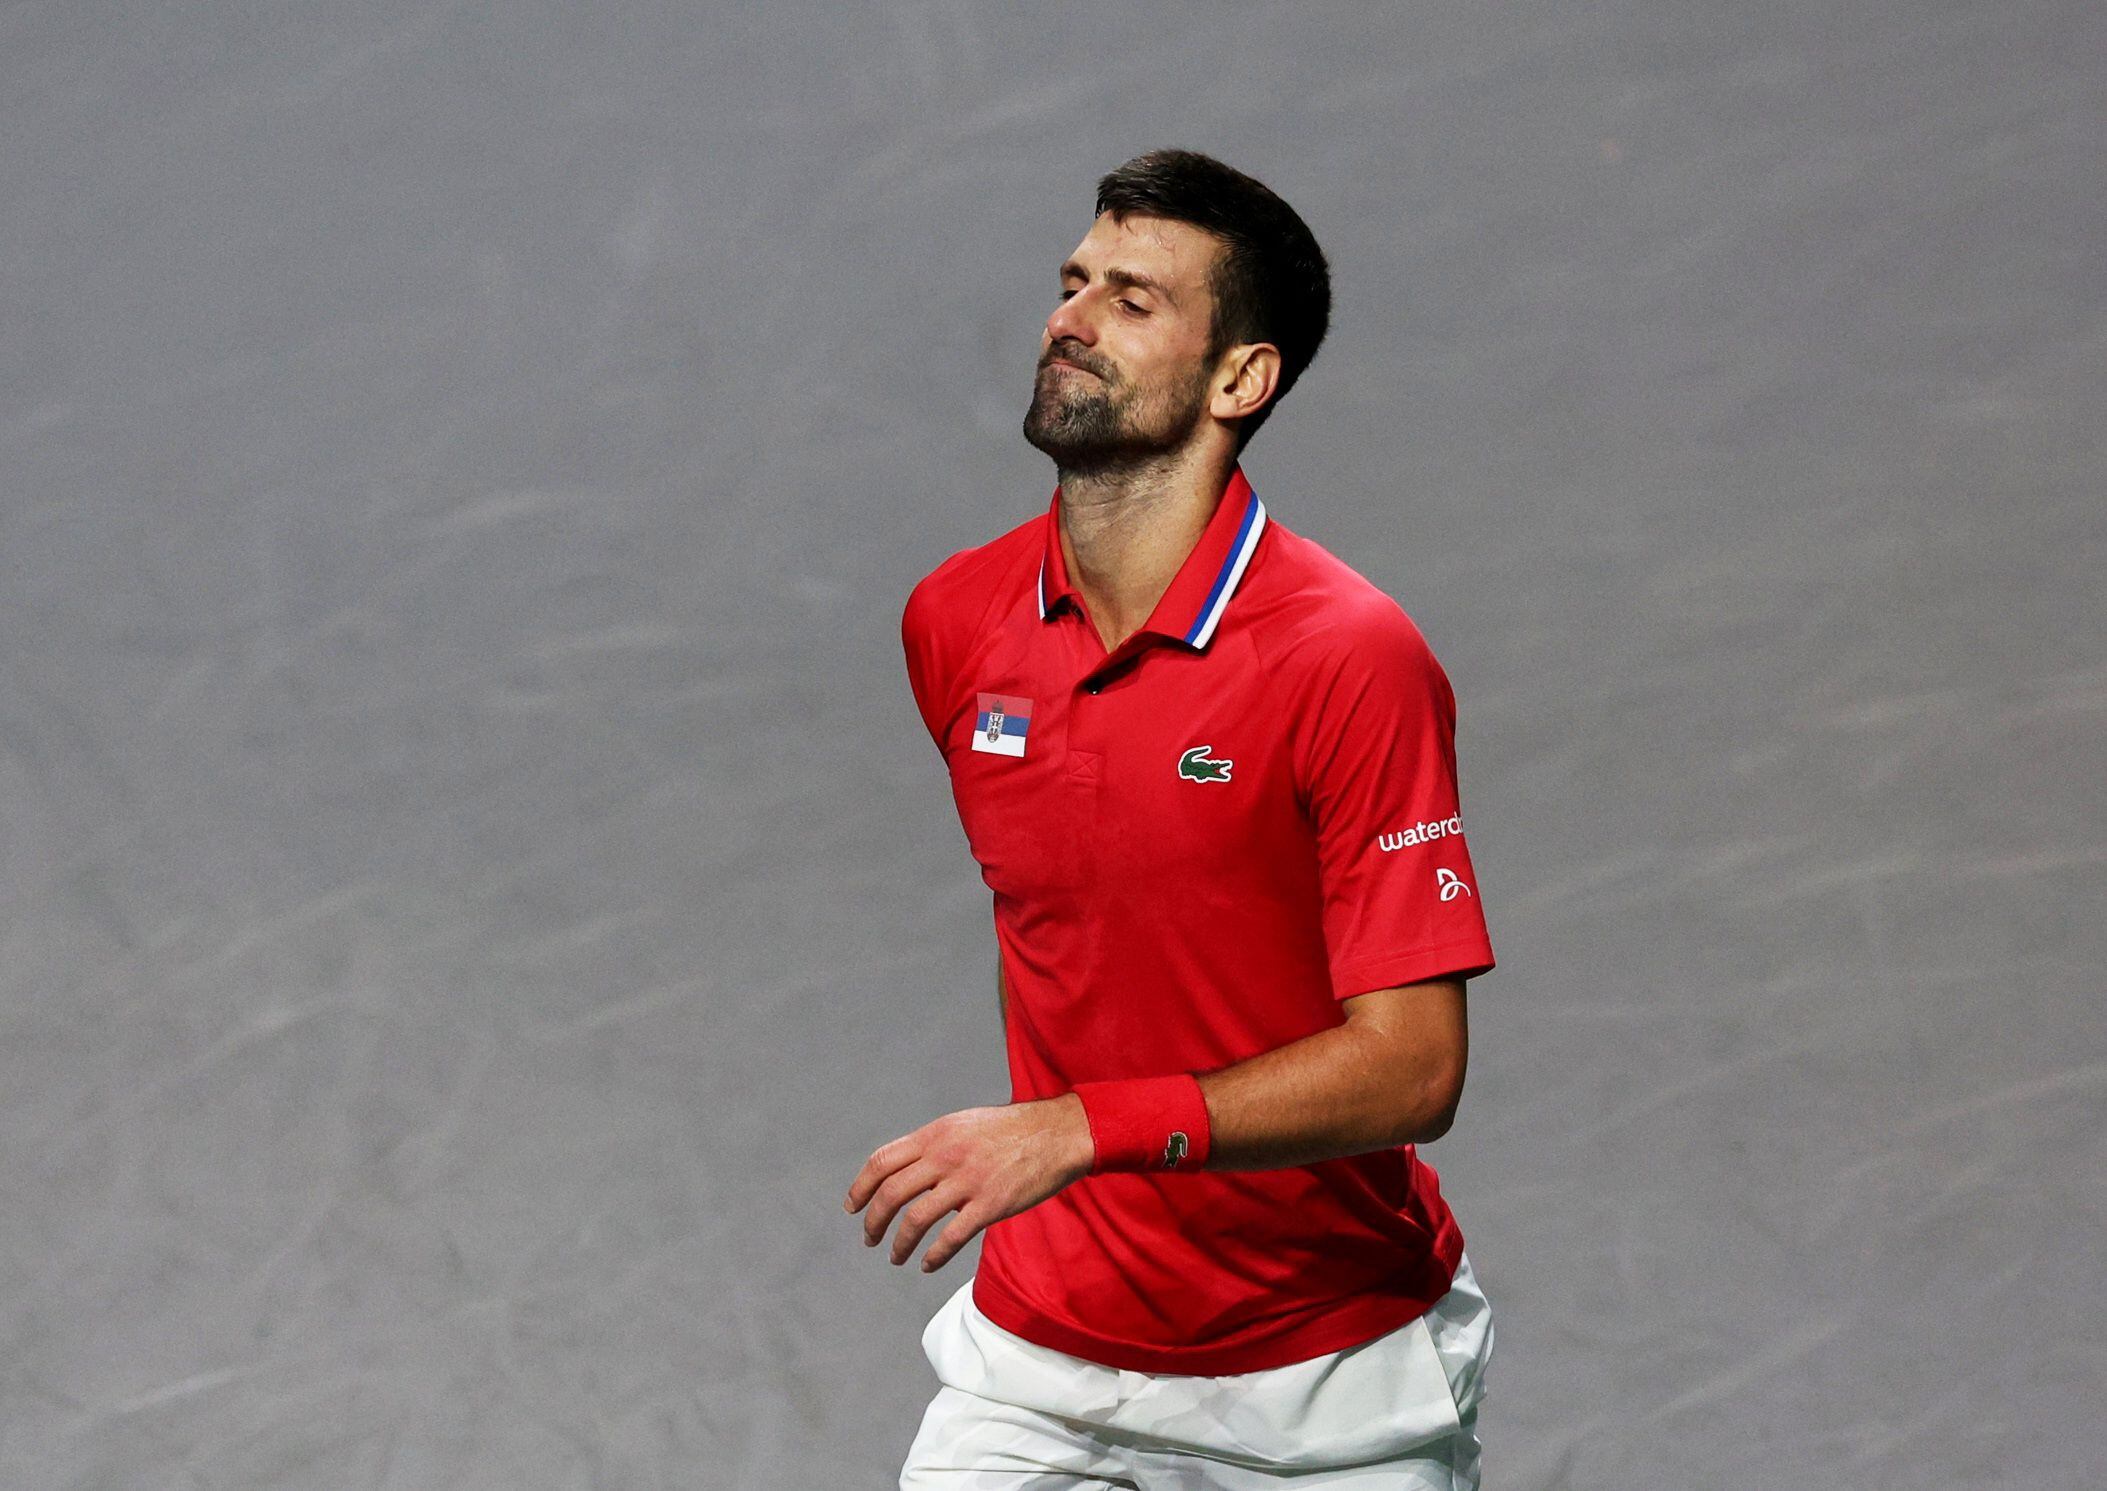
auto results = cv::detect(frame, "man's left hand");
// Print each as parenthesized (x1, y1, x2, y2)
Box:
(845, 1092, 1092, 1272)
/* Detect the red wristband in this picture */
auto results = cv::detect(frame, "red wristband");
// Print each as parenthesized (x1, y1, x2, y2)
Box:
(1071, 1073, 1212, 1174)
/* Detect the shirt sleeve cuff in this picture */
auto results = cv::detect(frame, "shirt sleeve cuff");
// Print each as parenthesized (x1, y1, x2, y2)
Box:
(1329, 938, 1496, 1001)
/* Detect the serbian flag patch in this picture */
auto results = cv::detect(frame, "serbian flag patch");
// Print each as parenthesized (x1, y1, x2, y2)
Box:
(972, 692, 1033, 757)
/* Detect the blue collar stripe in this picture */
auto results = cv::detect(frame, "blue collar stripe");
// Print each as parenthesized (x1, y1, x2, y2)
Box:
(1183, 493, 1267, 648)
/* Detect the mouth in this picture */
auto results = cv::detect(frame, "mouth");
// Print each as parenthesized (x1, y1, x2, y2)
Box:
(1045, 358, 1100, 379)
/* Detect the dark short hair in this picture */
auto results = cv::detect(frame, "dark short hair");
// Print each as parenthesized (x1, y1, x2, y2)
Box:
(1094, 149, 1332, 452)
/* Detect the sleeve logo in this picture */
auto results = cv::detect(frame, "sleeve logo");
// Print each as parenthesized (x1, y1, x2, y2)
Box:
(1436, 867, 1474, 901)
(1377, 813, 1463, 852)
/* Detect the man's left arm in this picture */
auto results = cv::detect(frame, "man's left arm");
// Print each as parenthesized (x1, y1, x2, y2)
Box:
(1195, 974, 1466, 1171)
(845, 976, 1465, 1271)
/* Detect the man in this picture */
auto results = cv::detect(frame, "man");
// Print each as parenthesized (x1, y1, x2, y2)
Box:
(846, 149, 1499, 1488)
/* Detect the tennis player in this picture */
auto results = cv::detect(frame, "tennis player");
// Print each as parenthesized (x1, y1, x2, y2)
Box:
(848, 148, 1499, 1489)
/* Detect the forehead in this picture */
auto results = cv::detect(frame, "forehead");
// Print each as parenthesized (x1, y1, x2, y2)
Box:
(1061, 212, 1222, 308)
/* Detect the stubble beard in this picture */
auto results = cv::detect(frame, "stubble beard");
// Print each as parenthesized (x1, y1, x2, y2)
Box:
(1022, 356, 1212, 481)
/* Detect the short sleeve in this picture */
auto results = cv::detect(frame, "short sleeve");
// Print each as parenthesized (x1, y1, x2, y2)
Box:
(1298, 605, 1496, 1000)
(900, 574, 957, 757)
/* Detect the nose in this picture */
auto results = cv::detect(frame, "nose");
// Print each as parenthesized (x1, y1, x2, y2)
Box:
(1044, 287, 1096, 351)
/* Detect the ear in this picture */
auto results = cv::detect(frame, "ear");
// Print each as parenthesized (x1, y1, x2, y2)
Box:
(1209, 343, 1282, 425)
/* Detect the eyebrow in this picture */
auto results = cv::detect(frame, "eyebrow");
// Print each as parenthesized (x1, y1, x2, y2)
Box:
(1060, 259, 1179, 307)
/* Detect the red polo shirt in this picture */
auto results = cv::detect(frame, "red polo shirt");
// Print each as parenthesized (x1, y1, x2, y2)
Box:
(899, 463, 1496, 1374)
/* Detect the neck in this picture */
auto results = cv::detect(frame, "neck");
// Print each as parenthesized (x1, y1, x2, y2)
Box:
(1055, 443, 1238, 653)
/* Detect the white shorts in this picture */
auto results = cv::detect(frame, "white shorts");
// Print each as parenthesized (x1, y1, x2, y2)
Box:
(899, 1251, 1493, 1489)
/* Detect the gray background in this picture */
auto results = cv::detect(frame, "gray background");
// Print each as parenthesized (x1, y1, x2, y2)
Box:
(3, 1, 2101, 1487)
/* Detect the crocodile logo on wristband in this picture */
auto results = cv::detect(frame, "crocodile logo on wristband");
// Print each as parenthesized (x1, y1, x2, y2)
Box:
(1161, 1131, 1190, 1168)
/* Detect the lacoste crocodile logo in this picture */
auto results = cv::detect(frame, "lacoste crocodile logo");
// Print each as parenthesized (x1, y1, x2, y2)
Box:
(1161, 1131, 1190, 1167)
(1177, 745, 1233, 783)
